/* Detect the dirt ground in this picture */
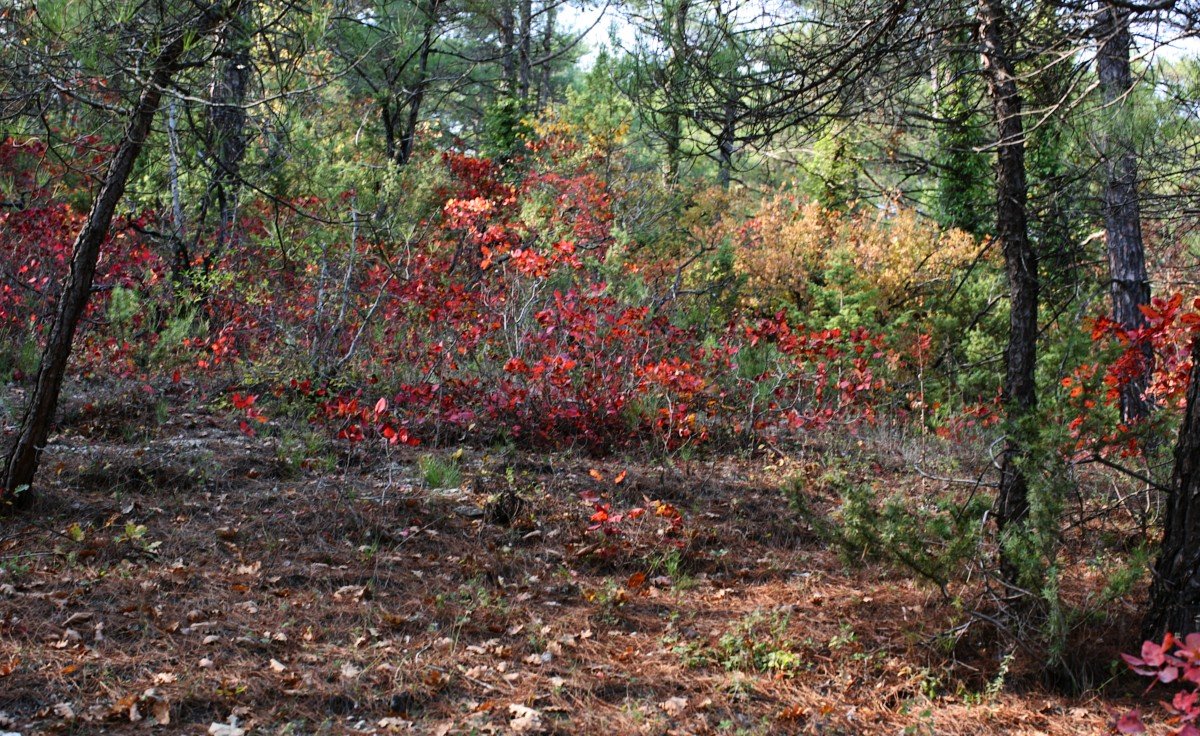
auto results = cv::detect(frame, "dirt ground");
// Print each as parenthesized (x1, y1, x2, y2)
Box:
(0, 381, 1147, 734)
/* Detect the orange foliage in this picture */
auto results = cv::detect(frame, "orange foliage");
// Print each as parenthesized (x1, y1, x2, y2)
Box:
(732, 196, 981, 315)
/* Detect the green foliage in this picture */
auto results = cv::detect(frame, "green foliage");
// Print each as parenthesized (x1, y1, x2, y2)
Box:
(930, 49, 992, 236)
(482, 95, 530, 161)
(106, 285, 140, 339)
(418, 454, 461, 490)
(672, 609, 802, 675)
(794, 473, 991, 589)
(811, 132, 860, 211)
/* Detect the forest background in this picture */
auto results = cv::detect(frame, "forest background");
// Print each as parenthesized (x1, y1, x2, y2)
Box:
(5, 0, 1200, 733)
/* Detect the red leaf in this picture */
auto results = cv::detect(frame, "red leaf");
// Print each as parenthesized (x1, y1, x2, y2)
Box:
(1114, 709, 1145, 734)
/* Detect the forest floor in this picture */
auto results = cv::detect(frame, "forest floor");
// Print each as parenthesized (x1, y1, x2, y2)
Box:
(0, 380, 1147, 735)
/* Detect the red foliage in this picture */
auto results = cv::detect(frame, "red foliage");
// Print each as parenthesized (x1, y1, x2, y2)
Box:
(0, 133, 904, 453)
(0, 138, 167, 379)
(1119, 633, 1200, 735)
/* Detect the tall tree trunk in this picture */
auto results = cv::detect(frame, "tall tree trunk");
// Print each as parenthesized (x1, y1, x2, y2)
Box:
(381, 98, 399, 163)
(167, 98, 189, 277)
(517, 0, 533, 104)
(979, 0, 1038, 584)
(396, 0, 441, 167)
(500, 1, 517, 92)
(1098, 2, 1152, 423)
(663, 0, 689, 182)
(536, 1, 555, 109)
(1146, 336, 1200, 637)
(1, 1, 242, 508)
(717, 92, 736, 188)
(203, 3, 252, 271)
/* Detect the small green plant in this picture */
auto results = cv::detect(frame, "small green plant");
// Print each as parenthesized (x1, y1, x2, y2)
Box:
(106, 285, 140, 340)
(828, 622, 858, 650)
(419, 454, 461, 489)
(585, 578, 628, 626)
(709, 610, 802, 675)
(792, 473, 990, 591)
(114, 522, 161, 554)
(984, 652, 1014, 702)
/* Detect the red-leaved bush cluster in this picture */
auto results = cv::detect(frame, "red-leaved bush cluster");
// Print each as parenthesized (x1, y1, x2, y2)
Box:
(0, 134, 905, 453)
(1118, 633, 1200, 735)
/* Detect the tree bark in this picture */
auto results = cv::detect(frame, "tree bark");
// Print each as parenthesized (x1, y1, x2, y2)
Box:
(517, 0, 533, 104)
(1146, 336, 1200, 637)
(663, 0, 690, 182)
(2, 1, 242, 508)
(717, 93, 736, 188)
(979, 0, 1038, 583)
(536, 1, 555, 108)
(500, 1, 517, 92)
(1098, 2, 1152, 423)
(396, 0, 441, 167)
(203, 3, 252, 271)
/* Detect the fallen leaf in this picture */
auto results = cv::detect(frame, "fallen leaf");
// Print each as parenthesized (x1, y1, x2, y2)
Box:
(140, 689, 169, 725)
(150, 697, 170, 725)
(508, 703, 543, 733)
(208, 719, 246, 736)
(377, 716, 413, 730)
(62, 611, 94, 627)
(269, 659, 286, 673)
(659, 696, 687, 717)
(334, 585, 367, 601)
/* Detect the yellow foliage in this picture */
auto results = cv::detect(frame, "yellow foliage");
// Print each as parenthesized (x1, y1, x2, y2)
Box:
(733, 196, 981, 315)
(529, 106, 630, 161)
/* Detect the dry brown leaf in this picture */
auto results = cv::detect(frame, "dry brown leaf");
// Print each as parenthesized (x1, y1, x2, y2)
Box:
(659, 696, 687, 717)
(208, 719, 245, 736)
(235, 561, 261, 576)
(508, 703, 543, 733)
(377, 716, 413, 730)
(62, 611, 93, 627)
(149, 697, 169, 725)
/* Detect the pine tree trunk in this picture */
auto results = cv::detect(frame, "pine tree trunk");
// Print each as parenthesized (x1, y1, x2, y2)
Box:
(979, 0, 1038, 583)
(1098, 2, 1152, 423)
(204, 4, 252, 269)
(1, 1, 242, 508)
(717, 94, 735, 189)
(1146, 337, 1200, 637)
(517, 0, 533, 103)
(397, 0, 441, 167)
